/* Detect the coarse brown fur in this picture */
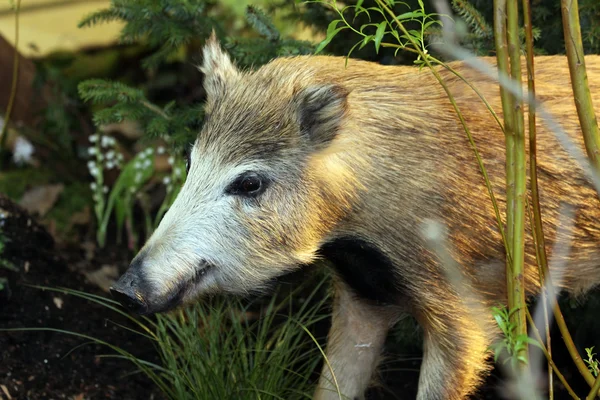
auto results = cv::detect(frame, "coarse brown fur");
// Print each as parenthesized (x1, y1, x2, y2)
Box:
(113, 36, 600, 400)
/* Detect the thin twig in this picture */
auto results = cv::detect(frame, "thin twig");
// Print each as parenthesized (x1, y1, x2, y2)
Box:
(522, 0, 553, 395)
(526, 309, 580, 400)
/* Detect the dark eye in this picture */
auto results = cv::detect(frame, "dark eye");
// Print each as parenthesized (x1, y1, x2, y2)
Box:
(227, 172, 267, 197)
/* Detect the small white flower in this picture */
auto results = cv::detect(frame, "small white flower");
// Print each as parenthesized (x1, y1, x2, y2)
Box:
(167, 156, 175, 165)
(134, 172, 142, 183)
(117, 153, 124, 161)
(106, 150, 115, 160)
(134, 161, 142, 169)
(87, 160, 96, 171)
(145, 148, 154, 156)
(105, 160, 115, 169)
(89, 167, 99, 177)
(97, 153, 104, 162)
(13, 136, 35, 165)
(157, 146, 165, 154)
(87, 147, 97, 156)
(103, 186, 109, 194)
(162, 176, 171, 185)
(101, 136, 113, 148)
(130, 187, 136, 194)
(174, 167, 182, 177)
(166, 184, 173, 192)
(143, 159, 152, 168)
(90, 182, 97, 190)
(92, 194, 99, 202)
(89, 134, 98, 143)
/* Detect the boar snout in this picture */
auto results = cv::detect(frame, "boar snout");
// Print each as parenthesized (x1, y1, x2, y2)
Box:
(110, 257, 149, 315)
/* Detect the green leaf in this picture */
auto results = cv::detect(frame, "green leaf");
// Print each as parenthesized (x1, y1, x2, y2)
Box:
(315, 20, 345, 54)
(397, 11, 425, 20)
(359, 35, 373, 50)
(374, 21, 387, 53)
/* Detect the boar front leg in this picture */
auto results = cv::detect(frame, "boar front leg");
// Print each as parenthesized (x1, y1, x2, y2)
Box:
(314, 280, 401, 400)
(415, 292, 496, 400)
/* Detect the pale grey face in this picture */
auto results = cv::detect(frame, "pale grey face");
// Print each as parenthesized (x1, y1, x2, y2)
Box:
(110, 36, 352, 315)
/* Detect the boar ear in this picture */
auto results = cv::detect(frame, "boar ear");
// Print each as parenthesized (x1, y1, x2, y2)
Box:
(297, 84, 349, 148)
(200, 31, 240, 98)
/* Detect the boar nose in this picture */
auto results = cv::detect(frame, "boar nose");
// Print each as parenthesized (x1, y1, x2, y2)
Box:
(110, 268, 149, 314)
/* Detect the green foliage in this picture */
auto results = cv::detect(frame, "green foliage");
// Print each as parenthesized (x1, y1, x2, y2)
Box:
(78, 2, 314, 150)
(312, 0, 441, 65)
(586, 347, 600, 377)
(78, 80, 203, 146)
(87, 133, 186, 249)
(13, 277, 330, 400)
(489, 305, 542, 370)
(79, 0, 215, 70)
(0, 227, 18, 274)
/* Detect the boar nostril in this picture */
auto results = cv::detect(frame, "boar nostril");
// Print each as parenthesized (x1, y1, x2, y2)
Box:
(110, 274, 149, 314)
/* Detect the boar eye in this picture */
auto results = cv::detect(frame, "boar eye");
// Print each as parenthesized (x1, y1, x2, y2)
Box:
(227, 172, 267, 197)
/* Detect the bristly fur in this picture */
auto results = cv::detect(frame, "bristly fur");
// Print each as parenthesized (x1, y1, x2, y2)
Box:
(116, 38, 600, 400)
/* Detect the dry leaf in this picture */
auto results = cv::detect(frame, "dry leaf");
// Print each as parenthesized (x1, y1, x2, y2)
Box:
(19, 184, 64, 216)
(0, 384, 12, 399)
(84, 265, 118, 292)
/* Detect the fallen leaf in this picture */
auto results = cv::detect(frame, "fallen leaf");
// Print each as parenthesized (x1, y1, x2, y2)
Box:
(80, 241, 96, 261)
(101, 120, 142, 140)
(18, 184, 64, 217)
(68, 206, 91, 228)
(84, 265, 118, 292)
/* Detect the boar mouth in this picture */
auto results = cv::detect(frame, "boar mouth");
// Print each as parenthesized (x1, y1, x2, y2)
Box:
(157, 263, 214, 313)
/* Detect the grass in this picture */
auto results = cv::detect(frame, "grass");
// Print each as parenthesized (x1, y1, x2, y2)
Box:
(4, 275, 332, 400)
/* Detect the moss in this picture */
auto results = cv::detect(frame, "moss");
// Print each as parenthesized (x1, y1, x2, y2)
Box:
(0, 168, 55, 200)
(46, 182, 93, 239)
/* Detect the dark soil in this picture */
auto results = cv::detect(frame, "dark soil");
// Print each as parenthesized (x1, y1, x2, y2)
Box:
(0, 196, 159, 400)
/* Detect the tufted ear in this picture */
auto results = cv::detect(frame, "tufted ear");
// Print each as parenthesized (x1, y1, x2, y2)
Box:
(200, 31, 240, 98)
(297, 84, 349, 149)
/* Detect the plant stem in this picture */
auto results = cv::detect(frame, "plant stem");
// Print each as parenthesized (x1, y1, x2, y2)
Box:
(522, 0, 553, 395)
(587, 375, 600, 400)
(493, 0, 515, 294)
(526, 309, 580, 400)
(561, 0, 600, 174)
(0, 0, 21, 169)
(495, 0, 528, 367)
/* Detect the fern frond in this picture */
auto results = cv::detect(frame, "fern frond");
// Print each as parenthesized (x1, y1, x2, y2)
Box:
(451, 0, 492, 39)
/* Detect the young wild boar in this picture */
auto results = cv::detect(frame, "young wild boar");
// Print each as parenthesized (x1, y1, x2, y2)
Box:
(110, 35, 600, 399)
